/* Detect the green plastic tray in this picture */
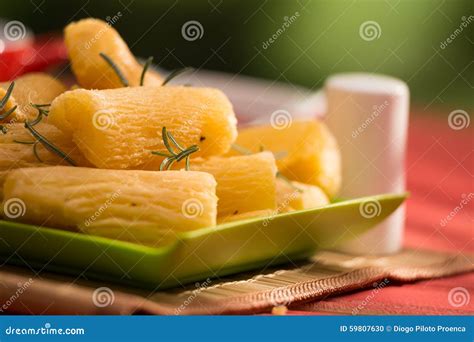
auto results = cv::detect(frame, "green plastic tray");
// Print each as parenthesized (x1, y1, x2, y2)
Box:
(0, 193, 406, 289)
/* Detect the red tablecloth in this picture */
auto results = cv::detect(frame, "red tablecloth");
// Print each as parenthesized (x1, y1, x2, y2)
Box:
(292, 112, 473, 315)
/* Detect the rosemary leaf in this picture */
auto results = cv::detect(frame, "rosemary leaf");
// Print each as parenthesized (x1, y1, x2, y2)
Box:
(13, 139, 35, 145)
(139, 56, 153, 86)
(99, 52, 129, 87)
(151, 151, 170, 157)
(24, 122, 77, 166)
(0, 82, 14, 109)
(161, 127, 177, 156)
(0, 105, 17, 120)
(166, 129, 185, 152)
(152, 127, 200, 171)
(162, 67, 194, 86)
(30, 103, 49, 126)
(32, 142, 44, 163)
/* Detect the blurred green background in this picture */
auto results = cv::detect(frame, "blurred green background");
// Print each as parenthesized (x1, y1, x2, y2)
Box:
(1, 0, 473, 109)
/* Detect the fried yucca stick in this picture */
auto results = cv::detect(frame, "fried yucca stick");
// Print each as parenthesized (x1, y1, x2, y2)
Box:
(48, 86, 238, 169)
(2, 167, 217, 246)
(276, 178, 329, 212)
(0, 73, 66, 122)
(192, 152, 277, 219)
(230, 120, 341, 198)
(65, 18, 162, 89)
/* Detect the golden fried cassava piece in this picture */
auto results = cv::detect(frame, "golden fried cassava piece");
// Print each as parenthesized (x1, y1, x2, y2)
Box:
(48, 86, 238, 169)
(0, 123, 89, 166)
(276, 179, 329, 212)
(0, 123, 91, 198)
(231, 120, 341, 198)
(0, 73, 66, 122)
(2, 167, 218, 245)
(64, 18, 162, 89)
(192, 152, 277, 219)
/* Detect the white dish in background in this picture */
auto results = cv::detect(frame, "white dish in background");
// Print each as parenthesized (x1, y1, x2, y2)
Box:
(162, 68, 325, 126)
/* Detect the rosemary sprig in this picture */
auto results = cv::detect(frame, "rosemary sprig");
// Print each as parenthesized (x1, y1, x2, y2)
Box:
(151, 127, 199, 171)
(99, 52, 129, 87)
(14, 139, 44, 163)
(0, 82, 17, 121)
(15, 105, 77, 166)
(24, 122, 77, 166)
(0, 106, 17, 121)
(162, 67, 194, 86)
(28, 103, 50, 126)
(0, 82, 14, 109)
(139, 56, 153, 86)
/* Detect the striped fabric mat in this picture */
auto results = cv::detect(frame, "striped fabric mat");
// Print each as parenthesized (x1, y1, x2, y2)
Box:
(1, 248, 472, 315)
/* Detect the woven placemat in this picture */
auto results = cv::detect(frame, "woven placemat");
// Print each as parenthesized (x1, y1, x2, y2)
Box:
(0, 248, 472, 315)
